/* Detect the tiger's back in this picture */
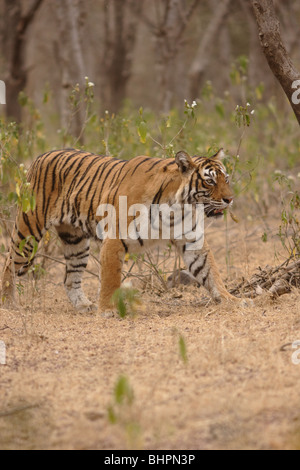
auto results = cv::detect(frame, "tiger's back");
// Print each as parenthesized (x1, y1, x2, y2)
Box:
(27, 149, 183, 238)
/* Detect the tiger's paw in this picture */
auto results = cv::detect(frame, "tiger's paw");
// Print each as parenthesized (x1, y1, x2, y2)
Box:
(75, 299, 97, 314)
(79, 303, 97, 314)
(224, 295, 254, 308)
(100, 310, 117, 319)
(239, 298, 254, 308)
(0, 282, 17, 309)
(219, 294, 254, 308)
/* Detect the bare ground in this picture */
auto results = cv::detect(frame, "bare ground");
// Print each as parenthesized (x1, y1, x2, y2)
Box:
(0, 217, 300, 450)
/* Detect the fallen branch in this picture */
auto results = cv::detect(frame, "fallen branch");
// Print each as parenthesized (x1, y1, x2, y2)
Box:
(230, 258, 300, 298)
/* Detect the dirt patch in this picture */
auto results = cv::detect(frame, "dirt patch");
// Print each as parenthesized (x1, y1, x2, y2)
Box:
(1, 218, 300, 450)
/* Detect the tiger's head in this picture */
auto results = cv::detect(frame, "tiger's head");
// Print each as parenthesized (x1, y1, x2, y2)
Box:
(175, 149, 234, 218)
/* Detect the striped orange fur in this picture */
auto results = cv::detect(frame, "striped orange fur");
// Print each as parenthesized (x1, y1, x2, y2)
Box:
(1, 148, 237, 313)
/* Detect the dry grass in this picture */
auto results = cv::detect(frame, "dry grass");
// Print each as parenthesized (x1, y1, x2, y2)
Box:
(0, 216, 300, 450)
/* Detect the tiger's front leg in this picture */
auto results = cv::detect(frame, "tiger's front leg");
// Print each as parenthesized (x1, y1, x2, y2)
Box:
(99, 239, 125, 314)
(178, 240, 237, 303)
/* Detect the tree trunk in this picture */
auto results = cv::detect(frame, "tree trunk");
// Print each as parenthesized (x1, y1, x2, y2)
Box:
(188, 0, 231, 101)
(251, 0, 300, 125)
(55, 0, 86, 140)
(1, 0, 44, 122)
(101, 0, 141, 113)
(132, 0, 200, 112)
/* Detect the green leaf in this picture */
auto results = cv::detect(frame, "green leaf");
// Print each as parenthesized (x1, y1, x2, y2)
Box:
(30, 194, 36, 212)
(107, 405, 117, 424)
(114, 376, 134, 405)
(179, 335, 188, 364)
(118, 294, 127, 319)
(19, 238, 27, 256)
(138, 121, 147, 144)
(29, 238, 38, 262)
(22, 197, 30, 213)
(215, 101, 225, 119)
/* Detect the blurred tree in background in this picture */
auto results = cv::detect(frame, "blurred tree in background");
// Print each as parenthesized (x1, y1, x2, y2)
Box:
(0, 0, 299, 125)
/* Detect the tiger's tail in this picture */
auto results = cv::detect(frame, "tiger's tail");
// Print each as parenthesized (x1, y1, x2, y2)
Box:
(1, 208, 42, 305)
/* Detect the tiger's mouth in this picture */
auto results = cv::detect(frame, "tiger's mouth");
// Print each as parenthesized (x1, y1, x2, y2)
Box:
(204, 206, 226, 218)
(204, 205, 229, 219)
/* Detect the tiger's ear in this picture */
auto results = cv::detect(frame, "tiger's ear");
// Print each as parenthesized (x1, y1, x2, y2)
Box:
(211, 148, 226, 161)
(175, 151, 197, 175)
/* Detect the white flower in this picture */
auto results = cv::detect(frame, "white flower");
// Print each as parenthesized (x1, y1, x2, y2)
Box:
(247, 102, 251, 107)
(251, 110, 255, 115)
(88, 82, 95, 88)
(123, 281, 133, 289)
(274, 170, 282, 175)
(192, 100, 197, 108)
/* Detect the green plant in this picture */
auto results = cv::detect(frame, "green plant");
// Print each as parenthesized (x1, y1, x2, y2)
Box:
(275, 173, 300, 258)
(178, 334, 188, 365)
(107, 375, 142, 449)
(111, 284, 142, 319)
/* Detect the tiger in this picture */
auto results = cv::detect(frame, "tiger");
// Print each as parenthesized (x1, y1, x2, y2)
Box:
(1, 148, 238, 314)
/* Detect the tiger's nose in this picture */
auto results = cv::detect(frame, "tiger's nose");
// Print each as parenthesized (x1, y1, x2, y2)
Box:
(223, 197, 233, 205)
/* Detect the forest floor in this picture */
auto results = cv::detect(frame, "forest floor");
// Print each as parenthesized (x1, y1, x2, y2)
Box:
(0, 215, 300, 450)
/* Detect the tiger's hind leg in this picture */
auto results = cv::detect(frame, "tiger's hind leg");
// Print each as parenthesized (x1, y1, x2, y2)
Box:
(177, 240, 238, 304)
(56, 225, 96, 313)
(1, 211, 42, 307)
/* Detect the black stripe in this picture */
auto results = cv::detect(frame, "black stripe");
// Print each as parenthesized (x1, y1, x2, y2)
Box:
(98, 160, 123, 197)
(22, 212, 34, 238)
(59, 234, 85, 245)
(111, 165, 132, 206)
(50, 151, 71, 192)
(66, 269, 86, 274)
(188, 255, 200, 273)
(88, 159, 119, 220)
(202, 269, 210, 286)
(131, 157, 151, 176)
(146, 160, 163, 173)
(69, 263, 88, 270)
(193, 254, 208, 278)
(17, 230, 26, 241)
(85, 159, 111, 201)
(106, 161, 125, 200)
(64, 248, 89, 260)
(121, 240, 128, 253)
(152, 180, 172, 206)
(152, 184, 164, 205)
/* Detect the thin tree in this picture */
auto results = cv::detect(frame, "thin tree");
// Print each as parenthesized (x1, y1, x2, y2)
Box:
(251, 0, 300, 125)
(188, 0, 232, 101)
(0, 0, 44, 122)
(54, 0, 86, 141)
(101, 0, 142, 113)
(133, 0, 201, 112)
